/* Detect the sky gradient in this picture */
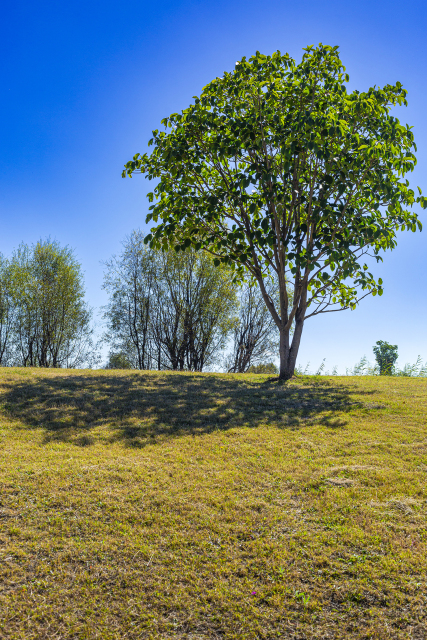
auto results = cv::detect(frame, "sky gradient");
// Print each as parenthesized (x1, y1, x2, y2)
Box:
(1, 0, 426, 371)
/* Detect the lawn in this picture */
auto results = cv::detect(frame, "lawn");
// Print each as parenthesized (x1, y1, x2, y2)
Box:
(0, 368, 426, 639)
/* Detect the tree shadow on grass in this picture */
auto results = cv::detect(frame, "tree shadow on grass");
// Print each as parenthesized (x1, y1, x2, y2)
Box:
(0, 371, 380, 447)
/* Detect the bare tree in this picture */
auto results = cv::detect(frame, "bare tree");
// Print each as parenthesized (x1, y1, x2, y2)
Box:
(102, 230, 156, 369)
(103, 232, 238, 371)
(226, 280, 276, 373)
(0, 255, 18, 366)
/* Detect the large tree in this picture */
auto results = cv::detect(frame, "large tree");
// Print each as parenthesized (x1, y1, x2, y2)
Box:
(123, 44, 426, 380)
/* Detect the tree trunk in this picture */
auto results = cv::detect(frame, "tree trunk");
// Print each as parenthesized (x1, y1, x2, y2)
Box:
(278, 316, 304, 381)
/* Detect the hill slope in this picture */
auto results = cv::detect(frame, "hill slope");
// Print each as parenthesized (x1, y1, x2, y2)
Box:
(0, 369, 426, 639)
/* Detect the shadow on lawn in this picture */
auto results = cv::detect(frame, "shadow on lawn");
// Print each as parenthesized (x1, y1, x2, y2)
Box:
(1, 372, 378, 446)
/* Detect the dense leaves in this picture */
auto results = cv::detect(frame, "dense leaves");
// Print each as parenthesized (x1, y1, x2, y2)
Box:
(124, 44, 426, 378)
(373, 340, 399, 375)
(0, 241, 97, 368)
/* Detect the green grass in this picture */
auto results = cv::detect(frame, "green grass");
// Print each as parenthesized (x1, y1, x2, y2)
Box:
(0, 369, 426, 639)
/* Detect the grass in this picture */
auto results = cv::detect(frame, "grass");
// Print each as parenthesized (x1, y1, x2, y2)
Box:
(0, 368, 426, 639)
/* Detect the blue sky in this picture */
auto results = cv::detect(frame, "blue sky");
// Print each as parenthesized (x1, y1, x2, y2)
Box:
(1, 0, 426, 371)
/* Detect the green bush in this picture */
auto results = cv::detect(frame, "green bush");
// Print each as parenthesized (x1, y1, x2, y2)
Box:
(373, 341, 398, 375)
(106, 352, 133, 369)
(247, 362, 278, 375)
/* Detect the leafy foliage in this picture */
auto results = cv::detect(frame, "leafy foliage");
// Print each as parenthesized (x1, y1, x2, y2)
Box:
(153, 245, 237, 371)
(342, 354, 426, 376)
(373, 340, 399, 375)
(105, 352, 133, 369)
(102, 231, 156, 370)
(1, 240, 97, 368)
(0, 255, 19, 366)
(345, 355, 378, 376)
(123, 44, 426, 379)
(226, 278, 294, 373)
(394, 355, 427, 377)
(246, 362, 279, 374)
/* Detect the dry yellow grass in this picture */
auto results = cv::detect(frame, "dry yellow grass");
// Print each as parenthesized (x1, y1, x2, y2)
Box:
(0, 368, 426, 639)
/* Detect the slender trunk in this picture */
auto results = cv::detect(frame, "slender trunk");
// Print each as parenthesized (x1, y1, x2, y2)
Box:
(278, 316, 304, 381)
(278, 327, 290, 380)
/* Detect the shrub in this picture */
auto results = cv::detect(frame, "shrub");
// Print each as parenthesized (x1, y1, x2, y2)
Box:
(247, 362, 278, 375)
(106, 352, 133, 369)
(373, 341, 398, 375)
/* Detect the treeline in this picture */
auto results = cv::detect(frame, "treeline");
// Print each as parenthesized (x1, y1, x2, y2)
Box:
(2, 236, 423, 375)
(0, 232, 280, 371)
(102, 230, 279, 372)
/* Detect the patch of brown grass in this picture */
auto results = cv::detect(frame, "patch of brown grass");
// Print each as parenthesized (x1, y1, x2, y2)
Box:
(0, 369, 426, 639)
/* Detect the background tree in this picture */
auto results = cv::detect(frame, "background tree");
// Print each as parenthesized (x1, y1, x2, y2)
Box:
(0, 255, 18, 366)
(152, 248, 237, 371)
(102, 230, 156, 369)
(247, 362, 278, 374)
(102, 232, 238, 371)
(373, 340, 398, 375)
(227, 277, 294, 373)
(124, 44, 426, 380)
(10, 240, 96, 368)
(227, 278, 278, 373)
(105, 352, 133, 369)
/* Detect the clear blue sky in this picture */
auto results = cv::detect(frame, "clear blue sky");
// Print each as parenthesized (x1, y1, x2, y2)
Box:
(1, 0, 426, 371)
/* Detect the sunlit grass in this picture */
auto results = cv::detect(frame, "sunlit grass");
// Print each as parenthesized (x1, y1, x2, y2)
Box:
(0, 368, 426, 639)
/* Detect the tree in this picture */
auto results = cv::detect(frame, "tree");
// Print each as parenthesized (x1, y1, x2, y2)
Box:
(102, 232, 238, 371)
(227, 279, 278, 373)
(10, 240, 97, 368)
(123, 44, 426, 380)
(105, 352, 133, 369)
(0, 255, 18, 366)
(373, 340, 398, 375)
(102, 230, 156, 369)
(227, 277, 294, 373)
(152, 247, 237, 371)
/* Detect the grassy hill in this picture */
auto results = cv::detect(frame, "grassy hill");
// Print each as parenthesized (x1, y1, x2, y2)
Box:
(0, 369, 426, 639)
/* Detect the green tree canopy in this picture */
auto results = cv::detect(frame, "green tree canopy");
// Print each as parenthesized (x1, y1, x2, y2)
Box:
(8, 240, 97, 368)
(153, 245, 237, 371)
(247, 362, 278, 375)
(102, 231, 156, 370)
(123, 44, 426, 380)
(106, 352, 133, 369)
(373, 340, 398, 375)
